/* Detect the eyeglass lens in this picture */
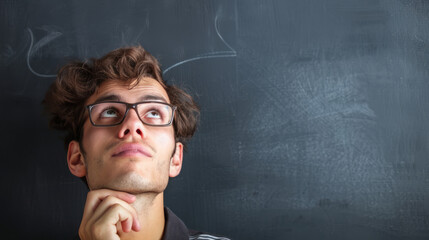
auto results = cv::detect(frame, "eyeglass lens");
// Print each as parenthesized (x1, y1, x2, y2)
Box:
(90, 102, 173, 126)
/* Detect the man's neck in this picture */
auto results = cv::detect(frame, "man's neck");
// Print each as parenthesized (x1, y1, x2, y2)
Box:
(118, 192, 165, 240)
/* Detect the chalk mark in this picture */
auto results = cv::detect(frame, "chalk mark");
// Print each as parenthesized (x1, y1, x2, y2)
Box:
(26, 28, 61, 78)
(163, 15, 236, 74)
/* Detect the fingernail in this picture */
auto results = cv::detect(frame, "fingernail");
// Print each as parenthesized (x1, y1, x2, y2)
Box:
(127, 193, 136, 200)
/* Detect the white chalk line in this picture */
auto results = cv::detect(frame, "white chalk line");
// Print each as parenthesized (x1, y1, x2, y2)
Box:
(26, 28, 58, 78)
(163, 15, 236, 74)
(214, 14, 235, 53)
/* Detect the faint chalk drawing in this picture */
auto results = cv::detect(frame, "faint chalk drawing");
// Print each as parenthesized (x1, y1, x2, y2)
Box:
(26, 28, 61, 78)
(163, 15, 236, 74)
(26, 14, 235, 77)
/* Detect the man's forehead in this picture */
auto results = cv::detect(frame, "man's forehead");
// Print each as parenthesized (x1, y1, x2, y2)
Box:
(87, 78, 170, 104)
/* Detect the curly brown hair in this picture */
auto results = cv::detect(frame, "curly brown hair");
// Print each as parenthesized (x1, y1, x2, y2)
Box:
(43, 46, 199, 149)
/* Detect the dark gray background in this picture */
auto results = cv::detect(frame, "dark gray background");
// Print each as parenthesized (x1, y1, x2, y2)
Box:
(1, 0, 429, 239)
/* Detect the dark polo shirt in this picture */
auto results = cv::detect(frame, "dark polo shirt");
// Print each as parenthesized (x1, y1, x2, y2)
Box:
(162, 207, 230, 240)
(162, 207, 188, 240)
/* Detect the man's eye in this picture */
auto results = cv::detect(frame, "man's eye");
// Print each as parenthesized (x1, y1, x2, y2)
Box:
(145, 110, 161, 119)
(101, 108, 119, 118)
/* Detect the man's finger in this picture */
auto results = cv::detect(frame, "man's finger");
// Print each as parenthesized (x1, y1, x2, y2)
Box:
(89, 195, 139, 230)
(96, 203, 134, 233)
(82, 189, 135, 218)
(89, 203, 134, 239)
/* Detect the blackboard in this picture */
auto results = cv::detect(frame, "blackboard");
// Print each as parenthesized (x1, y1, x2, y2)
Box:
(1, 0, 429, 239)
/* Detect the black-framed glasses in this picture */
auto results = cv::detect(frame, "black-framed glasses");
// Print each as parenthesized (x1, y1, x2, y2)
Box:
(86, 101, 176, 127)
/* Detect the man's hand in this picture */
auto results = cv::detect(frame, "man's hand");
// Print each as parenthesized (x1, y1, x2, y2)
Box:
(78, 189, 141, 240)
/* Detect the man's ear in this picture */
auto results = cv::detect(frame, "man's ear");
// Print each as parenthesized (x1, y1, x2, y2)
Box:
(67, 140, 86, 178)
(169, 142, 183, 178)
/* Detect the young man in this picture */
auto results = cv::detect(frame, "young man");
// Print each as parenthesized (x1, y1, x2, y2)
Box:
(44, 46, 228, 240)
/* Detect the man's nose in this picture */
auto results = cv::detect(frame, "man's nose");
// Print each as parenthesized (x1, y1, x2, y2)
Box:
(117, 108, 145, 139)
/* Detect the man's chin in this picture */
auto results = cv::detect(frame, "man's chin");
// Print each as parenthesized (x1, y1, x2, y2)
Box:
(96, 173, 167, 195)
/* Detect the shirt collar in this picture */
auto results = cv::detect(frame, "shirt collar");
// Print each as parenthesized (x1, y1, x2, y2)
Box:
(162, 207, 189, 240)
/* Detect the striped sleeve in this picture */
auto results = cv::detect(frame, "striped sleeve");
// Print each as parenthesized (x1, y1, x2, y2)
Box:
(189, 233, 231, 240)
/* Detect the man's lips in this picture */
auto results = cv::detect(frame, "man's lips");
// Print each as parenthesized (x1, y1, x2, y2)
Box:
(111, 143, 152, 158)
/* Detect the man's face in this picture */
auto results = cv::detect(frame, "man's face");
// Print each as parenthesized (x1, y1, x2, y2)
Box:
(71, 78, 181, 194)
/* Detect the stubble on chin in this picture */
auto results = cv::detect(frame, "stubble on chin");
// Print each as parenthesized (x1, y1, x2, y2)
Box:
(92, 169, 169, 195)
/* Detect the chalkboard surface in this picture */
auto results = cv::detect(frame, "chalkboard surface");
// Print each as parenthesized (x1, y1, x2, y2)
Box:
(1, 0, 429, 239)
